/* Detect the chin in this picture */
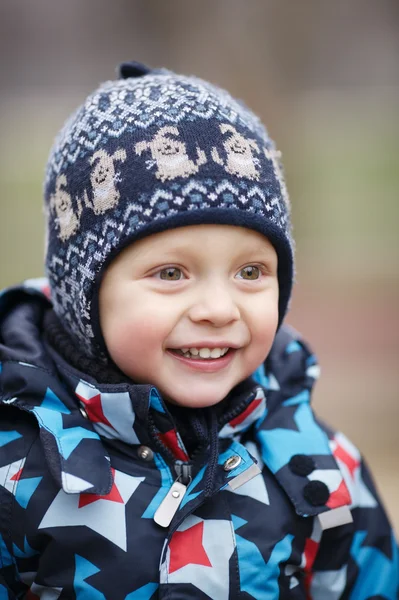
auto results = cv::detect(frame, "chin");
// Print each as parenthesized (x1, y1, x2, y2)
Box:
(164, 388, 227, 409)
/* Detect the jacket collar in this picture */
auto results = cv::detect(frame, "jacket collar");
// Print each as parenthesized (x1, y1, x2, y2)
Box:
(0, 280, 351, 519)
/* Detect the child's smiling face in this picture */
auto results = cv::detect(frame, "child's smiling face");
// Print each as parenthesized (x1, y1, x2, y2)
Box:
(99, 224, 279, 408)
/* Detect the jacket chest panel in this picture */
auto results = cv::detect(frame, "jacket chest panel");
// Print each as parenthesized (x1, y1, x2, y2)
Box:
(157, 492, 311, 600)
(8, 452, 313, 599)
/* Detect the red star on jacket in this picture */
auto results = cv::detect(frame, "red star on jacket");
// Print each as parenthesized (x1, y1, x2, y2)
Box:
(158, 429, 188, 461)
(327, 479, 351, 509)
(333, 440, 360, 479)
(75, 391, 115, 429)
(11, 467, 23, 481)
(79, 468, 123, 508)
(229, 397, 262, 427)
(169, 521, 212, 574)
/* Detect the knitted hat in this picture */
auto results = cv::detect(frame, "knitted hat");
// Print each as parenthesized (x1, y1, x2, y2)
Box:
(44, 61, 294, 360)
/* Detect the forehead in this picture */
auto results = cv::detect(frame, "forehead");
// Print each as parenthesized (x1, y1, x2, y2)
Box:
(120, 224, 276, 262)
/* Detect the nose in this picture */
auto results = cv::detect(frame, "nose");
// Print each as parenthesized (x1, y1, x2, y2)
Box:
(188, 281, 240, 327)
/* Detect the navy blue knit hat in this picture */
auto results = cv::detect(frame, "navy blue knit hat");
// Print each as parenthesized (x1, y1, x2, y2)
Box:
(44, 61, 294, 359)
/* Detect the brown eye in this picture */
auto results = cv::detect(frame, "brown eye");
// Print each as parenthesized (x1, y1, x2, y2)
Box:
(159, 267, 183, 281)
(238, 266, 260, 280)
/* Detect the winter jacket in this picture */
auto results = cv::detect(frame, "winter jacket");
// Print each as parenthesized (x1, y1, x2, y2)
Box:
(0, 280, 397, 600)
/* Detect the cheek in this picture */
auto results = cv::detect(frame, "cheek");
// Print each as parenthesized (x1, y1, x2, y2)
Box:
(102, 296, 174, 375)
(247, 299, 279, 358)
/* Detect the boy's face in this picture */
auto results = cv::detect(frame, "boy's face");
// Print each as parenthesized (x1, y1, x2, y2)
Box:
(99, 225, 279, 408)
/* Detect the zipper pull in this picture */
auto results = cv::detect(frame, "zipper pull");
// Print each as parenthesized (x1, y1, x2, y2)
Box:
(174, 461, 192, 485)
(154, 478, 187, 528)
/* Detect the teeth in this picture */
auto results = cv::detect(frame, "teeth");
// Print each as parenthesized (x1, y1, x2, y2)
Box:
(210, 348, 222, 358)
(176, 347, 230, 359)
(199, 348, 211, 358)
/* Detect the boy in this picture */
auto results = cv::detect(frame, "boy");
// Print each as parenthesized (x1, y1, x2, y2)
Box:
(0, 61, 397, 599)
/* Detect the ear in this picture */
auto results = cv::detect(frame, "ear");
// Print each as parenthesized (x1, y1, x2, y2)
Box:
(90, 150, 107, 165)
(220, 124, 236, 135)
(135, 140, 150, 155)
(158, 126, 180, 138)
(112, 148, 127, 163)
(57, 173, 68, 189)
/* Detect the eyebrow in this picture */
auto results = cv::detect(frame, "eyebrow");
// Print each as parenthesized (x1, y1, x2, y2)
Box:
(145, 243, 276, 261)
(239, 244, 276, 257)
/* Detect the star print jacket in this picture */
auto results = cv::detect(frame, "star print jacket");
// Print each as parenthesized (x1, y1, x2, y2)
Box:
(0, 281, 398, 600)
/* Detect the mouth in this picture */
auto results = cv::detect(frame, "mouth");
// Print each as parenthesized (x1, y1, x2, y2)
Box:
(170, 347, 230, 360)
(166, 346, 237, 373)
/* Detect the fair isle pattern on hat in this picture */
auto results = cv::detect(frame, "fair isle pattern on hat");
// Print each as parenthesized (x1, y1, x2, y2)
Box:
(44, 62, 294, 358)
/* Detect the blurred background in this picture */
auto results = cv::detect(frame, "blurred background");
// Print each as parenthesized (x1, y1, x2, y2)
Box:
(0, 1, 398, 528)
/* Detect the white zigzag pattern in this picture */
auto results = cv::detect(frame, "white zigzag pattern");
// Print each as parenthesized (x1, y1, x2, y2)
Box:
(214, 181, 240, 196)
(47, 74, 267, 179)
(181, 181, 209, 195)
(149, 190, 175, 208)
(124, 203, 144, 217)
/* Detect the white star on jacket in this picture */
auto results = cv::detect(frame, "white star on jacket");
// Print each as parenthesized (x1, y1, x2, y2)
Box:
(39, 469, 144, 551)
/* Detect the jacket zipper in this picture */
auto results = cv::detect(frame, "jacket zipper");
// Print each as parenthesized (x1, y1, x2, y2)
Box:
(148, 409, 218, 527)
(153, 461, 193, 528)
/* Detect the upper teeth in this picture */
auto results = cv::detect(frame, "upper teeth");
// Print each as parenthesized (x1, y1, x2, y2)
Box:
(178, 347, 229, 359)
